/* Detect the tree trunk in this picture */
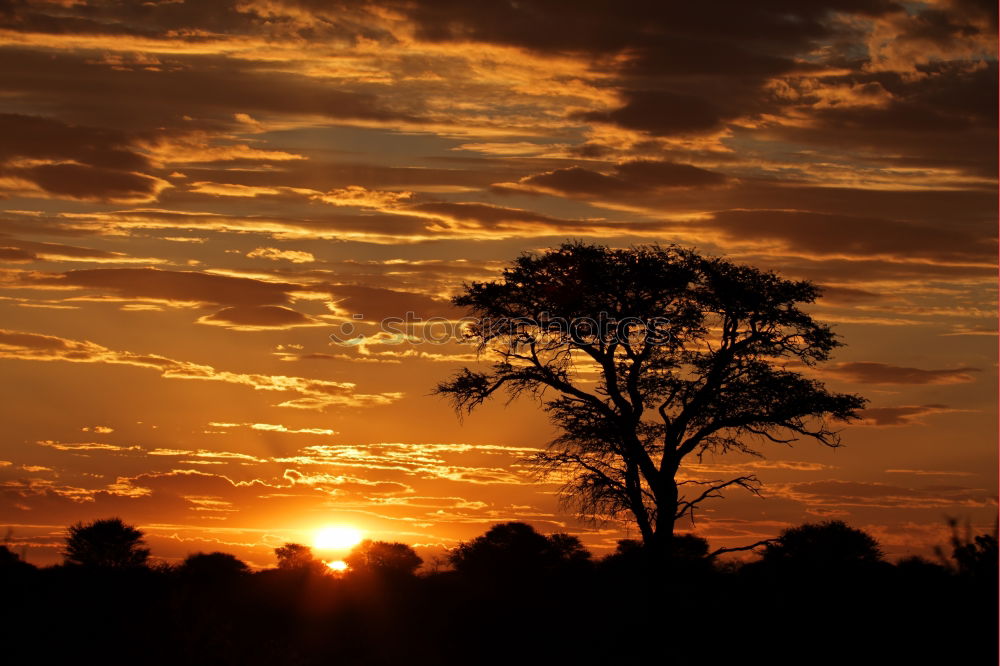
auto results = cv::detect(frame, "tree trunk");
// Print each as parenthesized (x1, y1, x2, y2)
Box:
(651, 476, 679, 561)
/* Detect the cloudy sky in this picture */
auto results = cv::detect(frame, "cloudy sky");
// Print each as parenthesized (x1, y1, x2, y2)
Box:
(0, 0, 995, 567)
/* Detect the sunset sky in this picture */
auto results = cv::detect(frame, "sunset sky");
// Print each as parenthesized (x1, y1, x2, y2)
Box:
(0, 0, 996, 568)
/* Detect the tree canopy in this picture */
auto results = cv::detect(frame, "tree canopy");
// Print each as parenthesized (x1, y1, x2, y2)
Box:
(345, 539, 423, 577)
(448, 521, 591, 579)
(63, 517, 150, 569)
(274, 542, 325, 573)
(759, 520, 885, 569)
(437, 243, 866, 556)
(179, 551, 250, 580)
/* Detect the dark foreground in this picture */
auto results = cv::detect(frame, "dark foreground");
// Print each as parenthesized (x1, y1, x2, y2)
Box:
(2, 549, 996, 666)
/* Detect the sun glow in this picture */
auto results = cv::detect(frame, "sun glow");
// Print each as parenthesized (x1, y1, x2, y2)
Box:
(327, 560, 348, 571)
(314, 526, 363, 551)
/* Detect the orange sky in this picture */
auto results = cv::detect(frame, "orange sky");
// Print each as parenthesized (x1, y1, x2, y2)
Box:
(0, 0, 996, 568)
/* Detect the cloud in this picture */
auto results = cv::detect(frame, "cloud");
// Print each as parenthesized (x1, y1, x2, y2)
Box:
(506, 160, 727, 197)
(856, 404, 963, 426)
(246, 247, 315, 263)
(0, 48, 422, 134)
(273, 442, 538, 486)
(0, 247, 36, 262)
(0, 113, 171, 202)
(699, 209, 994, 264)
(776, 478, 994, 509)
(26, 267, 298, 306)
(827, 362, 981, 384)
(36, 440, 140, 453)
(574, 90, 725, 135)
(884, 468, 975, 477)
(0, 328, 402, 410)
(0, 113, 149, 171)
(0, 237, 165, 264)
(315, 185, 414, 208)
(11, 162, 171, 203)
(207, 422, 337, 436)
(282, 469, 411, 495)
(197, 305, 322, 330)
(326, 284, 462, 320)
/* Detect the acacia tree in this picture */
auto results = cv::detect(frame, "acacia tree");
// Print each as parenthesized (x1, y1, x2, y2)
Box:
(436, 243, 866, 557)
(63, 517, 150, 568)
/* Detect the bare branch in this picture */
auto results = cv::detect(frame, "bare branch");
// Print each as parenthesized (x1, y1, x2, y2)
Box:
(707, 539, 777, 560)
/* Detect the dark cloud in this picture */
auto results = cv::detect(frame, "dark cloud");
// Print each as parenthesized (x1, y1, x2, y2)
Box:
(515, 160, 726, 196)
(199, 305, 319, 329)
(771, 62, 997, 177)
(817, 286, 884, 304)
(0, 49, 421, 133)
(0, 113, 164, 202)
(0, 247, 36, 262)
(784, 479, 991, 506)
(177, 159, 515, 193)
(0, 238, 125, 261)
(0, 113, 149, 171)
(858, 404, 958, 426)
(828, 362, 981, 385)
(407, 202, 576, 228)
(505, 166, 996, 231)
(0, 0, 394, 44)
(383, 0, 904, 136)
(703, 209, 994, 264)
(574, 90, 724, 135)
(395, 0, 899, 55)
(753, 255, 996, 289)
(14, 162, 167, 202)
(28, 268, 297, 306)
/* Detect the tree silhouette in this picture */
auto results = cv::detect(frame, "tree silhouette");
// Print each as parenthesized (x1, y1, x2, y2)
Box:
(179, 551, 249, 580)
(602, 533, 712, 574)
(449, 521, 590, 578)
(345, 539, 422, 577)
(273, 542, 324, 573)
(436, 243, 866, 557)
(63, 517, 150, 568)
(0, 544, 34, 573)
(937, 518, 998, 580)
(759, 520, 884, 569)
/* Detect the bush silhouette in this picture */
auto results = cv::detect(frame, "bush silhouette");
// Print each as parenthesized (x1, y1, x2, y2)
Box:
(938, 518, 999, 581)
(759, 520, 883, 570)
(345, 539, 422, 577)
(449, 521, 590, 579)
(274, 542, 325, 573)
(2, 516, 997, 665)
(179, 551, 249, 580)
(63, 517, 150, 568)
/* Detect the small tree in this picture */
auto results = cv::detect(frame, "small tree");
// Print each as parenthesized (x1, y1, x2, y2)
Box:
(449, 521, 590, 578)
(274, 542, 324, 573)
(179, 551, 249, 580)
(345, 540, 422, 577)
(1, 544, 35, 573)
(63, 517, 150, 568)
(936, 518, 998, 580)
(437, 243, 866, 557)
(759, 520, 884, 569)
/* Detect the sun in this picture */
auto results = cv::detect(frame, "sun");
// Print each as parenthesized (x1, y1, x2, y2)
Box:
(313, 526, 363, 551)
(327, 560, 348, 572)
